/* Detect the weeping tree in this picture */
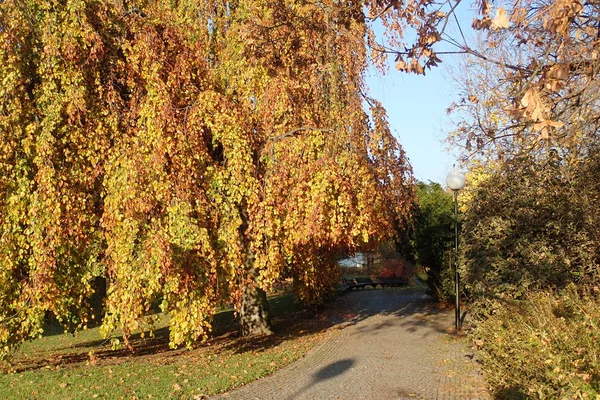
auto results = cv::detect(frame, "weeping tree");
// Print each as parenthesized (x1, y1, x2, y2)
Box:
(0, 0, 417, 355)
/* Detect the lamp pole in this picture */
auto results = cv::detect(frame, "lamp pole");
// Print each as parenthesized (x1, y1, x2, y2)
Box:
(453, 189, 460, 331)
(446, 170, 466, 331)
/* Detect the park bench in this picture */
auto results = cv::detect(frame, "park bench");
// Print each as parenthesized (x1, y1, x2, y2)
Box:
(338, 277, 372, 291)
(375, 276, 409, 288)
(354, 277, 379, 289)
(338, 276, 407, 291)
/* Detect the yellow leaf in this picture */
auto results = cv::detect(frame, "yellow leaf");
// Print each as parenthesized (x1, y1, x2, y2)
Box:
(395, 60, 408, 71)
(491, 7, 509, 30)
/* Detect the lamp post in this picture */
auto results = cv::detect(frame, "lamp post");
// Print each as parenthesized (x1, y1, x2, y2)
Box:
(446, 170, 466, 331)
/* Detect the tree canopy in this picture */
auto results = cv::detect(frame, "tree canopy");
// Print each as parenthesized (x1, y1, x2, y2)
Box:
(410, 181, 455, 299)
(438, 0, 600, 301)
(434, 4, 600, 395)
(0, 0, 417, 356)
(2, 0, 596, 360)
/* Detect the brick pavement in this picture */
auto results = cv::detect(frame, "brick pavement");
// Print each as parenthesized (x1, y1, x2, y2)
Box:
(215, 289, 490, 400)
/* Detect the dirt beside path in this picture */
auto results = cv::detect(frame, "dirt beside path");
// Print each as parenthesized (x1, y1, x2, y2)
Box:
(216, 288, 490, 400)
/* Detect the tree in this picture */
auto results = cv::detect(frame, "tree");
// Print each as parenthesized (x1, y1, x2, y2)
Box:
(382, 0, 600, 157)
(0, 0, 415, 356)
(461, 154, 600, 302)
(432, 1, 600, 302)
(415, 3, 600, 396)
(411, 181, 455, 299)
(0, 0, 114, 353)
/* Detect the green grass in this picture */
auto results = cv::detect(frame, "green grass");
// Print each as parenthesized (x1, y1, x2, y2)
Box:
(2, 340, 311, 399)
(0, 293, 329, 399)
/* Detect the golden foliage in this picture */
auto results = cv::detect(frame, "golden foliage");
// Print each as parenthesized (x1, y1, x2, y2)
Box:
(0, 0, 414, 354)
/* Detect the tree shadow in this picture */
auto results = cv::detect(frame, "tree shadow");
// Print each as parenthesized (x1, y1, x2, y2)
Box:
(222, 287, 459, 360)
(285, 358, 355, 400)
(10, 286, 460, 374)
(9, 294, 315, 373)
(11, 326, 178, 373)
(337, 288, 457, 338)
(218, 306, 331, 355)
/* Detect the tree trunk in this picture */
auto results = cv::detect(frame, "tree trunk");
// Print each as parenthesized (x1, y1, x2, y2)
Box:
(237, 203, 273, 336)
(240, 283, 273, 336)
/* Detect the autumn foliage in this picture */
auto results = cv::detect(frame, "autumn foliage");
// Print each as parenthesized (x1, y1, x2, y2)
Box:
(441, 0, 600, 302)
(0, 0, 417, 356)
(431, 1, 600, 397)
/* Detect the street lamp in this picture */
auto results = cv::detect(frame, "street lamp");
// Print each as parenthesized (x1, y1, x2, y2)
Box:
(446, 170, 466, 331)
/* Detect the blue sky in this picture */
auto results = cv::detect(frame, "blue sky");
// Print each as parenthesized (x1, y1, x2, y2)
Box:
(366, 65, 458, 185)
(364, 3, 477, 184)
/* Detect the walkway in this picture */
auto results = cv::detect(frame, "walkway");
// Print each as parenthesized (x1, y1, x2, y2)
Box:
(216, 288, 490, 400)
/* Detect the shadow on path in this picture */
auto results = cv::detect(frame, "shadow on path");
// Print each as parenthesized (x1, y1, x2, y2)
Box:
(215, 286, 489, 400)
(286, 358, 355, 400)
(333, 288, 455, 339)
(314, 358, 355, 381)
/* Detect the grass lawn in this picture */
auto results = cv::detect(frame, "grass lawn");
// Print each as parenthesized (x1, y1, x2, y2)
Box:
(0, 293, 333, 399)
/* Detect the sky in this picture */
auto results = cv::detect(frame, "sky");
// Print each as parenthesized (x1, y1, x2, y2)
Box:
(366, 65, 458, 185)
(364, 3, 477, 185)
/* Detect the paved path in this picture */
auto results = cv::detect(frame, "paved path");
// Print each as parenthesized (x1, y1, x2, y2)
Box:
(217, 289, 490, 400)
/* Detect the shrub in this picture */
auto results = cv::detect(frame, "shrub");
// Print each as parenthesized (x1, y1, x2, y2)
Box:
(472, 286, 600, 399)
(462, 156, 600, 302)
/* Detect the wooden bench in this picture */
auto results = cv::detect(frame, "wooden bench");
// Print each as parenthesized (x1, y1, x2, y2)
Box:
(339, 277, 372, 291)
(338, 276, 407, 291)
(375, 276, 409, 288)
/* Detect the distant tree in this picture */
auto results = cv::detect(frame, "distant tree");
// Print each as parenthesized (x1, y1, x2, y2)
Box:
(411, 182, 455, 299)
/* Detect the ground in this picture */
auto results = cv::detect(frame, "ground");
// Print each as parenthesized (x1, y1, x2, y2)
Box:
(217, 288, 490, 400)
(1, 287, 490, 399)
(0, 294, 329, 399)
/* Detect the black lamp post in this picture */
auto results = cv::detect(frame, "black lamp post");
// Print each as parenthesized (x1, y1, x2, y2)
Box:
(446, 170, 466, 331)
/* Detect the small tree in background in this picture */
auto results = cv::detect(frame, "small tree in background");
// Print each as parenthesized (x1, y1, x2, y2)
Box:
(410, 181, 455, 300)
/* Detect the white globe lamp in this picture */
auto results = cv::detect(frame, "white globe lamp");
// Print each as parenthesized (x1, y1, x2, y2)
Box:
(446, 169, 466, 331)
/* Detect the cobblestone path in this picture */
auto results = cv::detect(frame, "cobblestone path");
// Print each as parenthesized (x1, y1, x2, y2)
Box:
(216, 289, 490, 400)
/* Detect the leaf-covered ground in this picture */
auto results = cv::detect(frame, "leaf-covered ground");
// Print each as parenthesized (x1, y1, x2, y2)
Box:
(0, 293, 333, 399)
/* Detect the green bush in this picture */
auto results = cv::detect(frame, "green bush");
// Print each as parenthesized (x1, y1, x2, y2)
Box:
(462, 156, 600, 302)
(411, 181, 456, 300)
(472, 286, 600, 399)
